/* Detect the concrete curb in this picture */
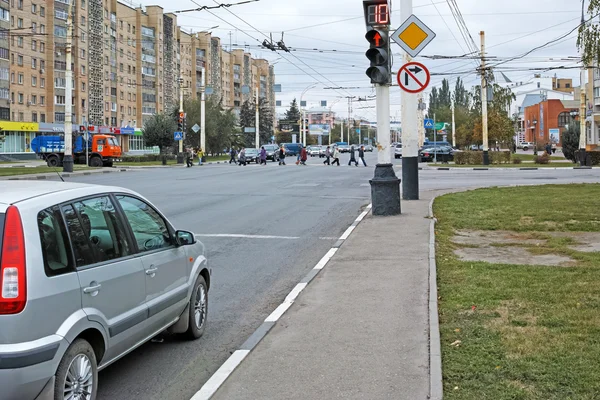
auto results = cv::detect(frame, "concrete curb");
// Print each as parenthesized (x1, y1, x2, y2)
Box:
(1, 168, 131, 180)
(191, 204, 374, 400)
(428, 198, 443, 400)
(431, 166, 592, 171)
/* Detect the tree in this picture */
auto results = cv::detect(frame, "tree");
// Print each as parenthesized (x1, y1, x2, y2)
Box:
(258, 98, 274, 145)
(238, 98, 274, 147)
(562, 123, 580, 162)
(142, 112, 177, 164)
(453, 77, 470, 108)
(578, 0, 600, 66)
(472, 109, 514, 146)
(285, 98, 301, 122)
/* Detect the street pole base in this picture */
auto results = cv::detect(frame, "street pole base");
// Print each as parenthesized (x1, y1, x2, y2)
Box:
(482, 150, 490, 165)
(177, 154, 184, 164)
(370, 163, 401, 216)
(402, 156, 419, 200)
(62, 155, 74, 173)
(579, 149, 587, 167)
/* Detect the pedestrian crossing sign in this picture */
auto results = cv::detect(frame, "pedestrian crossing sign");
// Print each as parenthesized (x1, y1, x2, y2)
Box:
(424, 119, 434, 129)
(174, 131, 183, 141)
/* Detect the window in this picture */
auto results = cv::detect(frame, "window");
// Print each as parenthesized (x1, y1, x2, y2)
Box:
(55, 9, 68, 20)
(17, 0, 21, 9)
(0, 47, 7, 59)
(37, 207, 73, 276)
(80, 16, 85, 26)
(17, 18, 22, 28)
(31, 75, 36, 86)
(31, 58, 36, 69)
(55, 95, 65, 105)
(40, 95, 44, 105)
(54, 26, 66, 37)
(55, 77, 66, 88)
(18, 112, 23, 121)
(40, 113, 45, 122)
(17, 92, 23, 103)
(40, 42, 45, 52)
(17, 73, 22, 84)
(566, 83, 571, 88)
(81, 0, 85, 8)
(40, 6, 44, 16)
(40, 78, 44, 88)
(0, 88, 8, 99)
(116, 195, 173, 252)
(81, 65, 85, 75)
(62, 197, 132, 267)
(9, 72, 13, 82)
(32, 112, 37, 122)
(80, 49, 85, 58)
(31, 94, 36, 104)
(31, 40, 36, 51)
(17, 36, 22, 47)
(558, 112, 570, 128)
(0, 67, 7, 81)
(31, 3, 36, 13)
(80, 32, 85, 42)
(0, 7, 8, 21)
(17, 55, 22, 65)
(40, 24, 45, 34)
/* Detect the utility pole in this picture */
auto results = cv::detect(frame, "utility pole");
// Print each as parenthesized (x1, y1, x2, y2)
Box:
(401, 0, 418, 200)
(480, 31, 489, 165)
(255, 87, 260, 148)
(579, 0, 588, 166)
(417, 93, 425, 148)
(200, 66, 206, 159)
(63, 0, 74, 172)
(341, 118, 344, 143)
(451, 98, 456, 148)
(178, 76, 184, 162)
(347, 96, 352, 143)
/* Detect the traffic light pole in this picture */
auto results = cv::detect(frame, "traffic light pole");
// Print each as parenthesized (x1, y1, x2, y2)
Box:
(177, 76, 184, 164)
(400, 0, 419, 200)
(63, 0, 74, 172)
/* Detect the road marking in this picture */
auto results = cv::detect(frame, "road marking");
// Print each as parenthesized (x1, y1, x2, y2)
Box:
(190, 350, 250, 400)
(319, 236, 338, 240)
(195, 234, 299, 240)
(314, 248, 338, 270)
(339, 225, 356, 240)
(285, 283, 307, 303)
(355, 209, 369, 223)
(265, 301, 294, 322)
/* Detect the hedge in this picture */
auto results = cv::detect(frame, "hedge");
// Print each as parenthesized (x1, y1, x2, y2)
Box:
(575, 150, 600, 166)
(454, 150, 511, 165)
(120, 154, 177, 162)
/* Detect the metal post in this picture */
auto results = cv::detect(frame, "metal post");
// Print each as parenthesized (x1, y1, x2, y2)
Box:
(347, 97, 352, 143)
(341, 118, 344, 143)
(85, 119, 89, 167)
(200, 66, 206, 159)
(434, 113, 437, 163)
(255, 87, 260, 149)
(451, 98, 456, 148)
(400, 0, 419, 200)
(579, 0, 587, 165)
(177, 77, 184, 164)
(301, 109, 306, 146)
(63, 0, 74, 172)
(480, 31, 490, 165)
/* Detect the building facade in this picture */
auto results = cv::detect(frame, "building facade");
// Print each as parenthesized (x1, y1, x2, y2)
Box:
(0, 0, 275, 157)
(523, 99, 580, 147)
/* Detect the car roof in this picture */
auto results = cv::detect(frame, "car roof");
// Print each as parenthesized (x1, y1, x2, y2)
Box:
(0, 181, 137, 206)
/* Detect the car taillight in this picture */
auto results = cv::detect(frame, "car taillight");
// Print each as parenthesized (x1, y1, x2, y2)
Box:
(0, 206, 26, 314)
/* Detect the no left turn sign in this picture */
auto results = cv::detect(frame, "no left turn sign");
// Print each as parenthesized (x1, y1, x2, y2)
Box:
(397, 61, 430, 94)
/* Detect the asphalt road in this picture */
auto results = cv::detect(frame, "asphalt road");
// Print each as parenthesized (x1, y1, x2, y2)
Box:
(50, 151, 600, 400)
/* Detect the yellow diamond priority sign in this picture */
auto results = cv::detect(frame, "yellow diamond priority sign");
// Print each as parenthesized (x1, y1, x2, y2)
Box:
(391, 14, 436, 58)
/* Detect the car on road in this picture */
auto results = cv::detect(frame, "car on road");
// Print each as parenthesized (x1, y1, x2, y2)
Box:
(283, 143, 302, 157)
(0, 181, 210, 400)
(307, 146, 321, 157)
(244, 148, 260, 163)
(262, 144, 279, 162)
(420, 145, 454, 162)
(337, 144, 351, 153)
(394, 143, 403, 159)
(363, 144, 374, 152)
(519, 142, 535, 151)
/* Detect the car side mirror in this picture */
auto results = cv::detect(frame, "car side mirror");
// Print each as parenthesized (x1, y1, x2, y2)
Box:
(176, 230, 195, 246)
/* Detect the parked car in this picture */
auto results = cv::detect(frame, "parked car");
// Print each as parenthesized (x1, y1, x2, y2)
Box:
(363, 144, 374, 152)
(262, 144, 279, 162)
(0, 181, 211, 400)
(469, 144, 483, 151)
(307, 146, 321, 157)
(519, 142, 535, 151)
(420, 145, 454, 162)
(319, 146, 328, 157)
(283, 143, 302, 156)
(337, 144, 351, 153)
(244, 148, 260, 163)
(394, 143, 403, 159)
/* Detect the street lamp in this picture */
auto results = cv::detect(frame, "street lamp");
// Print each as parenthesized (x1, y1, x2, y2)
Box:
(300, 83, 317, 146)
(532, 119, 538, 155)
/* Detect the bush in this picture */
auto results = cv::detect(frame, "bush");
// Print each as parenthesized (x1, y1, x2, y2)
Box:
(454, 151, 483, 165)
(562, 125, 580, 162)
(512, 157, 522, 164)
(534, 153, 550, 164)
(575, 150, 600, 166)
(120, 154, 176, 162)
(489, 151, 511, 164)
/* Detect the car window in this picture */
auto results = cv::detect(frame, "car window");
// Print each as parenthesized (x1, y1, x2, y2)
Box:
(97, 139, 106, 146)
(116, 195, 174, 252)
(63, 196, 132, 267)
(37, 206, 73, 276)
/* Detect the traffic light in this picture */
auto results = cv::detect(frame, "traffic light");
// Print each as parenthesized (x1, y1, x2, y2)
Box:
(365, 28, 390, 84)
(177, 112, 184, 132)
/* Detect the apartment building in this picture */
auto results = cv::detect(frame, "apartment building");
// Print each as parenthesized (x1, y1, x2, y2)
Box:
(0, 0, 275, 157)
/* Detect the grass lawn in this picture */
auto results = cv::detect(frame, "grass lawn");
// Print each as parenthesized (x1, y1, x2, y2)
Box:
(116, 155, 230, 166)
(428, 163, 579, 168)
(434, 184, 600, 399)
(515, 153, 566, 161)
(0, 165, 94, 177)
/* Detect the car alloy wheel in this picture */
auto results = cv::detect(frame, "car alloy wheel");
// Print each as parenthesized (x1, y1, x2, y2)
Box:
(63, 354, 94, 400)
(194, 284, 207, 330)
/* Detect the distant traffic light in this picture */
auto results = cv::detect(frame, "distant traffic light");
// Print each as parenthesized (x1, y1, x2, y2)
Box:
(365, 28, 390, 84)
(178, 112, 185, 132)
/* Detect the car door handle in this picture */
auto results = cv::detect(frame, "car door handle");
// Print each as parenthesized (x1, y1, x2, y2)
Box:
(83, 284, 102, 294)
(145, 267, 158, 276)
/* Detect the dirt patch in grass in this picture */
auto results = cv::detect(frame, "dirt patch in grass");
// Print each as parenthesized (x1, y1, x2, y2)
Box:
(455, 246, 575, 266)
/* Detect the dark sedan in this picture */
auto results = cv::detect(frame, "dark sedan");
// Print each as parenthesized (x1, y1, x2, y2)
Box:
(420, 146, 454, 162)
(244, 148, 260, 163)
(262, 144, 279, 161)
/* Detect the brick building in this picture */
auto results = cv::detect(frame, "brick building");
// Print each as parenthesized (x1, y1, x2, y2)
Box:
(0, 0, 275, 157)
(523, 99, 580, 147)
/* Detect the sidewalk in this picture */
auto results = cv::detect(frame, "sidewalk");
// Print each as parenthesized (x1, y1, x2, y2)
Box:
(208, 194, 439, 400)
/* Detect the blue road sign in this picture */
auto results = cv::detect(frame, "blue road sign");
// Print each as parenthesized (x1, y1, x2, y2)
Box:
(424, 119, 434, 129)
(174, 131, 183, 141)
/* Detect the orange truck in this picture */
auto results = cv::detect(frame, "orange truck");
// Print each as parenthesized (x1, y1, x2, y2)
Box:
(31, 134, 123, 167)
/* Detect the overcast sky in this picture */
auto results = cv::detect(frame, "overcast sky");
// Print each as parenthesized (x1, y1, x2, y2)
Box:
(138, 0, 584, 121)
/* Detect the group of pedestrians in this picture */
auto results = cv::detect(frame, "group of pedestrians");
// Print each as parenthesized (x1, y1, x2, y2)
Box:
(322, 145, 367, 167)
(185, 147, 204, 167)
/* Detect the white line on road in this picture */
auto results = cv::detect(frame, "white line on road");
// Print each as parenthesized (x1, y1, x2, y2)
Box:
(195, 234, 300, 240)
(190, 350, 250, 400)
(285, 283, 307, 303)
(265, 301, 294, 322)
(355, 210, 369, 223)
(313, 248, 338, 270)
(339, 225, 356, 240)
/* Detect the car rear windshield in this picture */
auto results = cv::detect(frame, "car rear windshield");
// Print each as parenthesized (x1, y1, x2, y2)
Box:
(0, 213, 4, 261)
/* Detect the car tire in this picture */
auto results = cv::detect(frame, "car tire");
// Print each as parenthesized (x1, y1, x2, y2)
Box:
(185, 274, 208, 340)
(47, 155, 60, 167)
(54, 339, 98, 400)
(90, 157, 103, 167)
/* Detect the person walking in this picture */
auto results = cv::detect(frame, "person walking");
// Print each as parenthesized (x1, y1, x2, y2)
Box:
(238, 148, 247, 166)
(300, 146, 308, 165)
(185, 147, 194, 167)
(260, 146, 267, 165)
(229, 147, 237, 164)
(545, 142, 552, 155)
(358, 145, 367, 167)
(323, 146, 331, 165)
(296, 145, 302, 165)
(197, 148, 204, 166)
(278, 145, 286, 165)
(331, 146, 340, 166)
(348, 145, 358, 166)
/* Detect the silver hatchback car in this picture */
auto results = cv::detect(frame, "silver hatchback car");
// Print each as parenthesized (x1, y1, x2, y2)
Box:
(0, 181, 210, 400)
